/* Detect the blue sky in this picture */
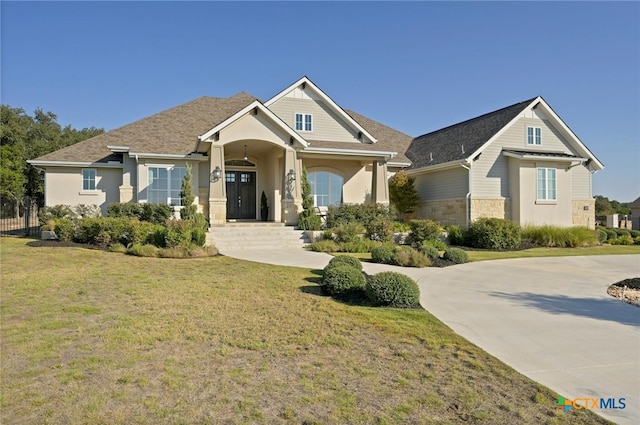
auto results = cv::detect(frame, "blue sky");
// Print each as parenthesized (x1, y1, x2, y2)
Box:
(2, 1, 639, 202)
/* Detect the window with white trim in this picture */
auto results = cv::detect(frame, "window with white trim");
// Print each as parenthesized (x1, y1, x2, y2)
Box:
(82, 169, 96, 191)
(295, 113, 312, 132)
(527, 126, 541, 145)
(148, 166, 187, 206)
(308, 171, 343, 207)
(537, 167, 556, 201)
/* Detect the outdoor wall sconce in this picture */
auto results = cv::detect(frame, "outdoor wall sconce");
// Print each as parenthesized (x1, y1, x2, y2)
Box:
(210, 166, 222, 182)
(287, 169, 296, 182)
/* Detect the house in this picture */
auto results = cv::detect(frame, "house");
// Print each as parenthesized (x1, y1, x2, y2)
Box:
(29, 77, 603, 230)
(29, 77, 412, 225)
(405, 97, 603, 228)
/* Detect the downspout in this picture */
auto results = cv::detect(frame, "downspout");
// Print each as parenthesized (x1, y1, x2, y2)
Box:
(134, 154, 139, 202)
(460, 161, 471, 228)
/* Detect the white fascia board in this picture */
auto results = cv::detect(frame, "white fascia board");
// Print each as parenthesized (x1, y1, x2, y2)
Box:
(534, 97, 604, 170)
(405, 159, 467, 175)
(197, 101, 308, 147)
(128, 152, 208, 160)
(28, 160, 123, 168)
(502, 151, 587, 162)
(264, 76, 378, 144)
(302, 146, 396, 159)
(107, 145, 130, 152)
(387, 161, 412, 168)
(468, 97, 541, 162)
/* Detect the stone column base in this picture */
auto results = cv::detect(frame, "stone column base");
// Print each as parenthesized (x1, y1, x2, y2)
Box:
(572, 199, 596, 229)
(209, 198, 227, 225)
(281, 199, 302, 225)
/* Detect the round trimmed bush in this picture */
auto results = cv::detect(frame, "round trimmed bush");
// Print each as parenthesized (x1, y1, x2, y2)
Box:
(604, 229, 617, 241)
(596, 228, 608, 243)
(615, 229, 631, 237)
(630, 230, 640, 238)
(322, 264, 366, 295)
(419, 244, 440, 260)
(366, 271, 420, 307)
(443, 247, 469, 264)
(328, 255, 363, 271)
(371, 245, 395, 264)
(392, 246, 430, 268)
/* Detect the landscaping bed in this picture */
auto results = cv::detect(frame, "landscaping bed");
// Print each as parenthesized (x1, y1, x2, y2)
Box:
(607, 278, 640, 307)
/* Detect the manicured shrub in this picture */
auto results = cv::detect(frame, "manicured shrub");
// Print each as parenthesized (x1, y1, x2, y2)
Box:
(322, 264, 366, 295)
(309, 240, 339, 252)
(421, 239, 447, 251)
(443, 247, 469, 264)
(140, 203, 172, 224)
(596, 228, 608, 243)
(328, 255, 363, 271)
(334, 222, 366, 243)
(610, 235, 634, 245)
(366, 271, 420, 308)
(164, 220, 194, 248)
(392, 221, 411, 233)
(39, 205, 75, 224)
(366, 217, 394, 242)
(630, 230, 640, 238)
(326, 203, 393, 229)
(408, 219, 442, 246)
(615, 229, 631, 237)
(339, 239, 380, 253)
(604, 229, 617, 241)
(419, 244, 440, 260)
(107, 202, 143, 219)
(392, 246, 431, 268)
(447, 225, 465, 246)
(465, 218, 521, 250)
(371, 245, 395, 264)
(53, 218, 74, 242)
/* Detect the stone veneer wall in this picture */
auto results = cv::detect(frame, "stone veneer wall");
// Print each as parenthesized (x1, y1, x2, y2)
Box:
(572, 199, 596, 229)
(412, 198, 466, 226)
(469, 198, 511, 222)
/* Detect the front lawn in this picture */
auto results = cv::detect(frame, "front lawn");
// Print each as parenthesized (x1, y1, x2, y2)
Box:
(1, 238, 609, 424)
(465, 244, 640, 262)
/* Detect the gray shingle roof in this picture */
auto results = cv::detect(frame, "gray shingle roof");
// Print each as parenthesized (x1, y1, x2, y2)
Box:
(406, 97, 537, 169)
(35, 93, 258, 163)
(33, 95, 414, 165)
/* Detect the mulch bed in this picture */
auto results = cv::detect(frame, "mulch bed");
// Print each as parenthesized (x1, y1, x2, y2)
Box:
(607, 278, 640, 307)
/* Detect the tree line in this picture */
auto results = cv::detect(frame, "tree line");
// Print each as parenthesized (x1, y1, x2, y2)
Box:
(1, 105, 104, 217)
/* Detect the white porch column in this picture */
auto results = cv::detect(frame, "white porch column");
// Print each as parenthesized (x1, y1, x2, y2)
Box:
(281, 148, 302, 225)
(208, 145, 226, 225)
(371, 160, 389, 205)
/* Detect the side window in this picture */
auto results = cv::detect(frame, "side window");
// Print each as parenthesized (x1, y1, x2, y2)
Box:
(527, 126, 541, 145)
(537, 167, 556, 200)
(82, 169, 96, 191)
(308, 171, 343, 207)
(295, 113, 312, 132)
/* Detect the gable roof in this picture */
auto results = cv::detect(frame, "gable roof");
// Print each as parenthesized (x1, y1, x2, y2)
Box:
(630, 196, 640, 208)
(32, 93, 258, 164)
(407, 98, 536, 169)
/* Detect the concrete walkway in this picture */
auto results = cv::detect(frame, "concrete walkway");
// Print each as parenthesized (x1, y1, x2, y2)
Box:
(224, 249, 640, 425)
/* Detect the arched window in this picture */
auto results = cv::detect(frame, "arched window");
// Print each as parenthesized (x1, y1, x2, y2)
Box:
(308, 171, 343, 207)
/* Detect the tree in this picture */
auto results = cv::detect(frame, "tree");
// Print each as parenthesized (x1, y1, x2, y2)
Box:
(389, 170, 419, 221)
(297, 168, 321, 230)
(0, 105, 104, 216)
(180, 164, 197, 220)
(595, 195, 631, 216)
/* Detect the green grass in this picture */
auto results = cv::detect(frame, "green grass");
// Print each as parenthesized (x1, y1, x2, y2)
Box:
(1, 237, 611, 424)
(466, 244, 640, 262)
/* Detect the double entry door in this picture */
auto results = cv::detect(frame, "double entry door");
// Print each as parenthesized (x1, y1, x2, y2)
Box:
(225, 171, 256, 220)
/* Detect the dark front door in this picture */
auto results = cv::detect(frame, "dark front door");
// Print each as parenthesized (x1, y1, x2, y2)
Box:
(225, 171, 256, 219)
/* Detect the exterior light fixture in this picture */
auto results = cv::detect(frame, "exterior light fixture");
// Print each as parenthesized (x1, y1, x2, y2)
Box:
(287, 169, 296, 182)
(210, 166, 222, 182)
(243, 145, 248, 161)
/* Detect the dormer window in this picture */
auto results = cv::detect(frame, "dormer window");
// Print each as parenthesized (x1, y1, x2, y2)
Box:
(295, 113, 312, 132)
(527, 126, 541, 145)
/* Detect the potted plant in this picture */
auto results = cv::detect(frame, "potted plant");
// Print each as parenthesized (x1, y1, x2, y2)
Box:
(260, 191, 269, 221)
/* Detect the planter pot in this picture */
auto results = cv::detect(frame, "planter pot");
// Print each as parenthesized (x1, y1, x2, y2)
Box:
(261, 208, 269, 221)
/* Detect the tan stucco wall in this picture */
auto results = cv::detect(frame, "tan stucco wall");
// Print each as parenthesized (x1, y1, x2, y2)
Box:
(44, 167, 122, 214)
(572, 199, 596, 228)
(303, 158, 372, 204)
(413, 198, 466, 226)
(516, 161, 572, 226)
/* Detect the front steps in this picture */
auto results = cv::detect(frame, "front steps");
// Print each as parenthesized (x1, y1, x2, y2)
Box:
(206, 222, 310, 252)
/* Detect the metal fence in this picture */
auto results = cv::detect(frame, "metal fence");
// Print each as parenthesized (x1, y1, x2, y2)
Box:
(0, 199, 41, 238)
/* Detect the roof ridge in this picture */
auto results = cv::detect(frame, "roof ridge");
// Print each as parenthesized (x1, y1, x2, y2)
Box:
(415, 97, 538, 140)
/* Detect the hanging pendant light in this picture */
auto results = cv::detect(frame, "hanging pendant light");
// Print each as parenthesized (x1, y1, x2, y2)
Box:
(243, 145, 248, 161)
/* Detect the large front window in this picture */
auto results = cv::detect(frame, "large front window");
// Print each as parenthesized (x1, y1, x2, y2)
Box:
(308, 171, 343, 207)
(537, 167, 556, 201)
(148, 166, 186, 205)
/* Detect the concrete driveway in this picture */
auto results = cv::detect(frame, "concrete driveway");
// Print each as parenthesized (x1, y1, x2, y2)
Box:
(226, 249, 639, 424)
(418, 255, 640, 425)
